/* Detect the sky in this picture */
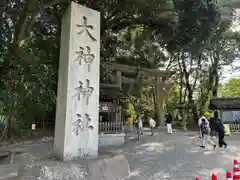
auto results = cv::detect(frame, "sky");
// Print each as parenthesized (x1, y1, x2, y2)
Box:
(221, 60, 240, 82)
(221, 9, 240, 83)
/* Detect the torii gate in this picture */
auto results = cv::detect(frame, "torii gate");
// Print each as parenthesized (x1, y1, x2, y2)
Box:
(103, 62, 175, 125)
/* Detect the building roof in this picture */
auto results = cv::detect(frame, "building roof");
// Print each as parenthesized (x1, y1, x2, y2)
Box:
(100, 83, 125, 101)
(210, 97, 240, 110)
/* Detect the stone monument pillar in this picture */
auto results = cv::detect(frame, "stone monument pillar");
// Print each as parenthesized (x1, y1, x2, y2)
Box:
(54, 2, 100, 161)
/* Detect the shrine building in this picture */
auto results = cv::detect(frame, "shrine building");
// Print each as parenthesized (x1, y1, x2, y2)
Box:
(211, 97, 240, 123)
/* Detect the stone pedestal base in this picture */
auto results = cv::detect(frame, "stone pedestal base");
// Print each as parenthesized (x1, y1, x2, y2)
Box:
(17, 154, 129, 180)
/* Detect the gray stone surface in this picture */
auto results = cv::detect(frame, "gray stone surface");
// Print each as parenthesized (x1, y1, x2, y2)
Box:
(0, 164, 18, 180)
(99, 133, 125, 147)
(54, 1, 100, 160)
(14, 153, 36, 162)
(87, 154, 129, 180)
(18, 163, 54, 180)
(17, 154, 129, 180)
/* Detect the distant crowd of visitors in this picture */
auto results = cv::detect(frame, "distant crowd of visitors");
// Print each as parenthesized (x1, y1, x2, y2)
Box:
(126, 111, 172, 136)
(126, 110, 227, 150)
(126, 114, 156, 136)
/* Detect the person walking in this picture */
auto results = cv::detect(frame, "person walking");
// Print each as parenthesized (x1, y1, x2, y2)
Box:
(127, 115, 133, 132)
(148, 116, 156, 136)
(215, 118, 227, 148)
(198, 114, 209, 138)
(209, 112, 217, 138)
(200, 118, 216, 150)
(135, 114, 143, 135)
(165, 112, 173, 134)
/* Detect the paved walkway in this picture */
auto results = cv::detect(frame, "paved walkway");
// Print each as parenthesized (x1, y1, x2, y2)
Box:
(108, 131, 240, 180)
(1, 131, 240, 180)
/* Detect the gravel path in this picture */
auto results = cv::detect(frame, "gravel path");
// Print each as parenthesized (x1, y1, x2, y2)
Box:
(1, 131, 240, 180)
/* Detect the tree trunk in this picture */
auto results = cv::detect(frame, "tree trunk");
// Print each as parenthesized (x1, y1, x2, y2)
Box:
(212, 74, 219, 97)
(7, 116, 11, 141)
(178, 53, 183, 103)
(200, 52, 219, 111)
(152, 86, 156, 107)
(155, 75, 165, 126)
(181, 54, 198, 125)
(212, 53, 220, 97)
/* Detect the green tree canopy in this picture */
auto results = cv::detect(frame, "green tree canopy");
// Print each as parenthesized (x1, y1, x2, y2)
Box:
(220, 78, 240, 97)
(0, 0, 237, 137)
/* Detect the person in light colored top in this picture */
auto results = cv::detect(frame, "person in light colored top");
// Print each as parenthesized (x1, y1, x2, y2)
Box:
(198, 116, 209, 138)
(148, 117, 156, 136)
(198, 116, 209, 126)
(201, 118, 216, 149)
(135, 114, 143, 135)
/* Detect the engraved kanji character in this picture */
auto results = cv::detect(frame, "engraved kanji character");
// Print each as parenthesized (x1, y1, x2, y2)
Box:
(83, 79, 94, 105)
(76, 16, 97, 41)
(75, 46, 84, 65)
(74, 46, 95, 72)
(84, 46, 95, 72)
(85, 113, 94, 130)
(72, 114, 84, 136)
(75, 81, 83, 100)
(74, 79, 94, 105)
(72, 113, 94, 136)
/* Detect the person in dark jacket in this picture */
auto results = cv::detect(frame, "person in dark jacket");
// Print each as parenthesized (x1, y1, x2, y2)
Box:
(215, 118, 227, 148)
(165, 112, 173, 134)
(210, 111, 217, 138)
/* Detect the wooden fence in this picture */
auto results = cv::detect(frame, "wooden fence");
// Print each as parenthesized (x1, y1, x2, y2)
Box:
(30, 119, 124, 134)
(229, 123, 240, 132)
(99, 121, 124, 134)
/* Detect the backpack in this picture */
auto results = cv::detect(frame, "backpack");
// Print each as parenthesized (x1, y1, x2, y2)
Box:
(201, 120, 209, 134)
(216, 120, 225, 134)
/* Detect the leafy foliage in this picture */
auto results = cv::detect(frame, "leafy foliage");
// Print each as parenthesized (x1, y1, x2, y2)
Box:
(0, 0, 238, 136)
(167, 0, 222, 53)
(220, 78, 240, 97)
